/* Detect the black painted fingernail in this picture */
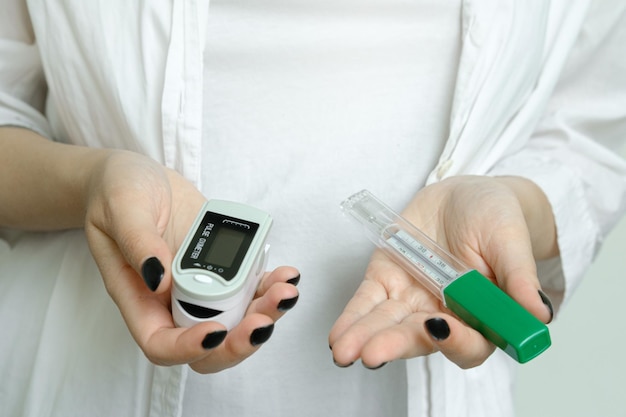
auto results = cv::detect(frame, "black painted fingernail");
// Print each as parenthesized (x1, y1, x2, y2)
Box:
(250, 324, 274, 346)
(277, 295, 299, 311)
(425, 317, 450, 341)
(141, 257, 164, 292)
(538, 289, 554, 323)
(333, 359, 354, 368)
(201, 330, 227, 350)
(286, 274, 301, 286)
(364, 362, 388, 370)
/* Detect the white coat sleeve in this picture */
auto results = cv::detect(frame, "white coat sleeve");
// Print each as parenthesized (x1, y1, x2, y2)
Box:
(0, 0, 51, 137)
(488, 3, 626, 310)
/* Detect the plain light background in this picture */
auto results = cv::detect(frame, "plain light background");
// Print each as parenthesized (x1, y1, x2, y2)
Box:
(515, 144, 626, 417)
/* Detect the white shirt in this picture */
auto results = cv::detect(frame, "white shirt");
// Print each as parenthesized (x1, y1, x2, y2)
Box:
(185, 1, 458, 415)
(1, 1, 626, 416)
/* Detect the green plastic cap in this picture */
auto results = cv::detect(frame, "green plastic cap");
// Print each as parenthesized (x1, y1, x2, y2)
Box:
(443, 270, 551, 363)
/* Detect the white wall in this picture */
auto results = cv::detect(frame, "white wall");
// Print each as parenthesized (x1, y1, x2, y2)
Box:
(515, 146, 626, 417)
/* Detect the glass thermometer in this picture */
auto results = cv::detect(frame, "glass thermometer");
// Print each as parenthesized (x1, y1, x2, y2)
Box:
(340, 189, 551, 363)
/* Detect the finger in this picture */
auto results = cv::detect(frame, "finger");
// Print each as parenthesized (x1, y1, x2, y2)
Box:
(144, 321, 229, 366)
(331, 295, 421, 367)
(328, 279, 388, 349)
(255, 265, 301, 295)
(329, 252, 414, 345)
(238, 266, 300, 323)
(110, 206, 177, 294)
(355, 311, 435, 369)
(86, 155, 185, 294)
(246, 282, 299, 322)
(484, 226, 554, 323)
(189, 313, 276, 374)
(86, 202, 176, 295)
(423, 314, 496, 369)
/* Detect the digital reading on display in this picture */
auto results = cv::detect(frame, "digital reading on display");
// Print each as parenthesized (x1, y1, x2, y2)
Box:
(181, 211, 259, 281)
(204, 227, 247, 268)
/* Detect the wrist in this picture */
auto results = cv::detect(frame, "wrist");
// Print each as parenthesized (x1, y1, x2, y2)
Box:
(0, 127, 114, 230)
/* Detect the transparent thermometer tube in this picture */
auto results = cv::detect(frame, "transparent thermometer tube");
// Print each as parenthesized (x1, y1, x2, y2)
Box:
(340, 190, 551, 363)
(382, 226, 464, 299)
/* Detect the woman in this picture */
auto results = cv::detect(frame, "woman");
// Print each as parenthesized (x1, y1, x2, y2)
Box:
(1, 0, 625, 416)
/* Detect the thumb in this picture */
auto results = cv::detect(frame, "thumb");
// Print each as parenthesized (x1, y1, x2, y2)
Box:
(116, 211, 174, 294)
(139, 251, 172, 293)
(484, 228, 554, 324)
(84, 194, 174, 295)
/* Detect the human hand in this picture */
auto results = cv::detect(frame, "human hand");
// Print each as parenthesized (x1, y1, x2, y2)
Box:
(329, 176, 555, 369)
(83, 150, 300, 373)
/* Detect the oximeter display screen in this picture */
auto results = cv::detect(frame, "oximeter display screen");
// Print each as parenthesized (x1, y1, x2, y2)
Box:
(180, 211, 259, 281)
(204, 228, 246, 268)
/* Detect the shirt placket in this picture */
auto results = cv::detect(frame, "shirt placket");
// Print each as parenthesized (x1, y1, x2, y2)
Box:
(151, 0, 208, 416)
(426, 0, 550, 185)
(161, 0, 207, 188)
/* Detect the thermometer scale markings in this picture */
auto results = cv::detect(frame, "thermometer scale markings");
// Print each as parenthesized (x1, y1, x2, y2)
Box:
(386, 229, 458, 287)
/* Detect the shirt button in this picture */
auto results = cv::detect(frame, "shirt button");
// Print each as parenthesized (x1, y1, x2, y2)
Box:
(436, 160, 453, 180)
